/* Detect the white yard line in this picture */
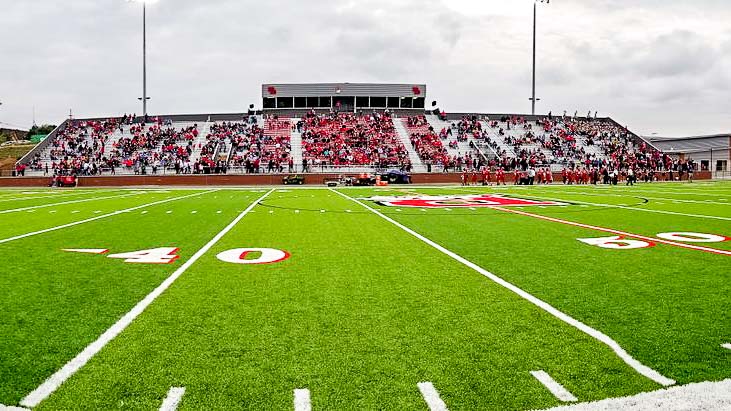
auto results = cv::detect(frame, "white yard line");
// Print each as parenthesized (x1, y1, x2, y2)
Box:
(451, 187, 731, 221)
(332, 189, 676, 387)
(540, 378, 731, 411)
(0, 190, 216, 246)
(526, 193, 731, 221)
(530, 371, 578, 402)
(159, 387, 186, 411)
(0, 192, 140, 214)
(417, 382, 449, 411)
(722, 343, 731, 350)
(0, 405, 30, 411)
(492, 207, 731, 257)
(0, 190, 118, 203)
(548, 190, 731, 206)
(293, 389, 312, 411)
(19, 189, 272, 408)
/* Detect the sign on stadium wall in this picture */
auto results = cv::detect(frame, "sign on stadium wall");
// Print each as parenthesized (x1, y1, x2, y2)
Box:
(365, 194, 566, 208)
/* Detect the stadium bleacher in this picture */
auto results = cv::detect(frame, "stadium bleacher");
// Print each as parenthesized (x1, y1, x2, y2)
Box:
(300, 111, 410, 170)
(20, 110, 680, 178)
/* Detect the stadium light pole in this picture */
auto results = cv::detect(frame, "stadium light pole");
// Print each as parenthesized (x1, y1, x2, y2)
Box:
(128, 0, 156, 117)
(530, 0, 549, 116)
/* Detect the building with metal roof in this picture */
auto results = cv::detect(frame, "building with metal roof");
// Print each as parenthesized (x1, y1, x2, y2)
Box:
(649, 134, 730, 173)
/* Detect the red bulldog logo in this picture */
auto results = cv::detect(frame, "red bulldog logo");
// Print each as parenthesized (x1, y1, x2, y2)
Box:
(369, 194, 565, 208)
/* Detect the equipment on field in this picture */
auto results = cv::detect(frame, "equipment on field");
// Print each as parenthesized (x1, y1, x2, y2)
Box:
(283, 175, 305, 185)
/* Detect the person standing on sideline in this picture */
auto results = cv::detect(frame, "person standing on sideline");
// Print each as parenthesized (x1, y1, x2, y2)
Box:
(626, 167, 635, 186)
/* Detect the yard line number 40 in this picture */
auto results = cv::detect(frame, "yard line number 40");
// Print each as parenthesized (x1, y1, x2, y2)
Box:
(578, 232, 729, 250)
(64, 247, 291, 265)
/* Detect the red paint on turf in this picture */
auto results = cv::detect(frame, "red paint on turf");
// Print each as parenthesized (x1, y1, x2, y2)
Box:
(492, 207, 731, 257)
(238, 249, 291, 264)
(379, 194, 564, 208)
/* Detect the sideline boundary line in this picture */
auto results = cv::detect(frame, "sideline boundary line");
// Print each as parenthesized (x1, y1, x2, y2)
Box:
(0, 190, 119, 203)
(332, 188, 676, 387)
(0, 191, 217, 245)
(541, 378, 731, 411)
(19, 189, 272, 408)
(0, 192, 140, 214)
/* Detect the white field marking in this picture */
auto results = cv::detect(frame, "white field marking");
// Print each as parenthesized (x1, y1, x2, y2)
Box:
(293, 388, 311, 411)
(19, 189, 271, 408)
(0, 405, 30, 411)
(551, 188, 731, 206)
(141, 211, 148, 214)
(217, 210, 222, 214)
(0, 191, 217, 246)
(49, 210, 57, 213)
(269, 210, 274, 214)
(722, 343, 731, 350)
(159, 387, 186, 411)
(623, 187, 731, 198)
(166, 210, 173, 214)
(71, 210, 80, 214)
(493, 207, 731, 257)
(530, 371, 578, 402)
(0, 190, 119, 203)
(295, 210, 300, 213)
(191, 210, 197, 214)
(454, 188, 731, 221)
(417, 382, 449, 411)
(541, 378, 731, 411)
(0, 192, 139, 215)
(93, 210, 102, 214)
(63, 249, 109, 254)
(332, 189, 676, 387)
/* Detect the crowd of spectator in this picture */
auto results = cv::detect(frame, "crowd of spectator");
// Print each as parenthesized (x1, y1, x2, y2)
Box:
(20, 111, 702, 183)
(301, 111, 410, 170)
(226, 115, 293, 173)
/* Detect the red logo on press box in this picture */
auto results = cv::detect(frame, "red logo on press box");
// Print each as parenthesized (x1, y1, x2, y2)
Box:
(367, 194, 566, 208)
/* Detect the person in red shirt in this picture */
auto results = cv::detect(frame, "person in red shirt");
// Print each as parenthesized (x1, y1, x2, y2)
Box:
(537, 168, 544, 185)
(482, 167, 491, 186)
(497, 167, 506, 185)
(562, 168, 568, 184)
(461, 171, 467, 186)
(546, 168, 553, 184)
(471, 170, 478, 186)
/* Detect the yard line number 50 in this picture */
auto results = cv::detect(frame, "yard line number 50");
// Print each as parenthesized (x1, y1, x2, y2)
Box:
(578, 232, 729, 250)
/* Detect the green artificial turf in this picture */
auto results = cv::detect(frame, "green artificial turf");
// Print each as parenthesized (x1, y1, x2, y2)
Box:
(0, 183, 728, 410)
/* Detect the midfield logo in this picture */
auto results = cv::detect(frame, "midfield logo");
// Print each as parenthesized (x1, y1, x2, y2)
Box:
(366, 194, 566, 208)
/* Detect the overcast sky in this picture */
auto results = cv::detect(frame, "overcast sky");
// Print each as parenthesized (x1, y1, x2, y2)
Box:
(0, 0, 729, 137)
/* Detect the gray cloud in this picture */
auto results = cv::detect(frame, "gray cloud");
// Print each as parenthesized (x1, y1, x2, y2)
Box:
(0, 0, 729, 137)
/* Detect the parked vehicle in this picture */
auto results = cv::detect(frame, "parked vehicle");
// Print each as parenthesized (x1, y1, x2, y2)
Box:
(282, 174, 305, 185)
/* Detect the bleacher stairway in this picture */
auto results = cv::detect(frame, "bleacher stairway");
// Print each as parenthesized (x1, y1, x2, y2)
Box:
(393, 118, 424, 170)
(290, 123, 303, 171)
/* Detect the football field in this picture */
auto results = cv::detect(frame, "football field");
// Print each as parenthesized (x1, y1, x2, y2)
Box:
(0, 182, 729, 410)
